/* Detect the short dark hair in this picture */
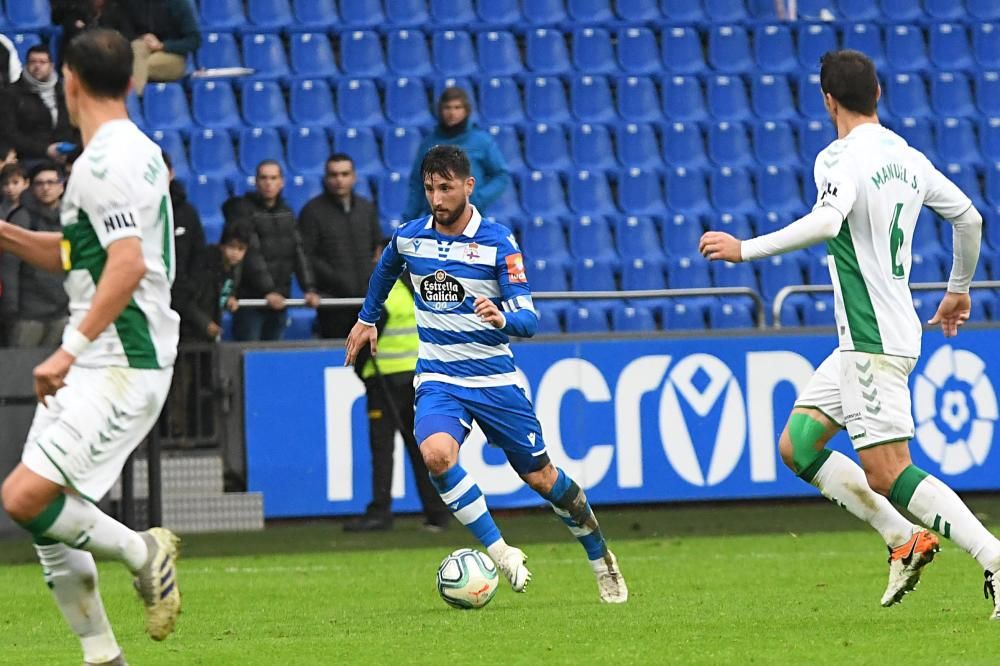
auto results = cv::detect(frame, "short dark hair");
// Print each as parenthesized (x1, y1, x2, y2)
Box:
(63, 29, 133, 99)
(221, 219, 254, 246)
(420, 144, 471, 182)
(255, 159, 283, 177)
(437, 86, 472, 115)
(0, 163, 27, 184)
(26, 44, 50, 61)
(819, 49, 879, 116)
(29, 162, 61, 182)
(326, 153, 354, 167)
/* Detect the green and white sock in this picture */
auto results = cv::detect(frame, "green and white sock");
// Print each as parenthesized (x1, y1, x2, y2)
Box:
(21, 493, 148, 571)
(35, 540, 121, 664)
(807, 450, 915, 548)
(890, 465, 1000, 571)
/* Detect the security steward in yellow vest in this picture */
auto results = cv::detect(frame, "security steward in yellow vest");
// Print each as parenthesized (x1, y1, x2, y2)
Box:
(344, 277, 450, 532)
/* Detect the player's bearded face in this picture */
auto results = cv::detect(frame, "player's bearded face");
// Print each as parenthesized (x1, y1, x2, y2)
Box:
(425, 173, 473, 228)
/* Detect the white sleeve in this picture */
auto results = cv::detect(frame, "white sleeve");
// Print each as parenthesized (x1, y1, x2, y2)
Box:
(741, 207, 843, 261)
(945, 205, 983, 294)
(77, 168, 143, 248)
(0, 35, 20, 83)
(811, 146, 858, 220)
(922, 158, 974, 220)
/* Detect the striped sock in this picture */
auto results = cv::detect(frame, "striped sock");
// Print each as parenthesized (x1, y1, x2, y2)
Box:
(430, 465, 502, 550)
(544, 468, 608, 561)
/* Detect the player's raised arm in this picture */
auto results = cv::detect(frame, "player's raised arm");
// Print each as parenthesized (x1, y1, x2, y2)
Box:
(0, 219, 64, 273)
(345, 230, 406, 366)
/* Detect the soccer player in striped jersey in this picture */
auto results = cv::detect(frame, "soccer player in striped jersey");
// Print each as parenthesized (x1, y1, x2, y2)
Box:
(700, 49, 1000, 618)
(346, 145, 627, 603)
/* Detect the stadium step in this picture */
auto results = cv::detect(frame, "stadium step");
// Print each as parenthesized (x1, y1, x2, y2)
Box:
(110, 454, 225, 499)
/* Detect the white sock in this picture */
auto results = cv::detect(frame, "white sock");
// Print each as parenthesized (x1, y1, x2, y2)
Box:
(900, 471, 1000, 571)
(486, 537, 509, 562)
(35, 542, 121, 664)
(811, 451, 915, 548)
(43, 494, 148, 571)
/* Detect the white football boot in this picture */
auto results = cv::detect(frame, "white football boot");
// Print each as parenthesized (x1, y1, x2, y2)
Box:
(983, 571, 1000, 621)
(881, 529, 939, 607)
(133, 527, 182, 640)
(496, 546, 531, 592)
(592, 550, 628, 603)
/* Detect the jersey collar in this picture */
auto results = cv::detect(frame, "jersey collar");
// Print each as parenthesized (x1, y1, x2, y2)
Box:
(422, 205, 482, 237)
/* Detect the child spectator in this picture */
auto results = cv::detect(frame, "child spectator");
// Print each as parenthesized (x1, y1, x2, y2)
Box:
(0, 163, 28, 219)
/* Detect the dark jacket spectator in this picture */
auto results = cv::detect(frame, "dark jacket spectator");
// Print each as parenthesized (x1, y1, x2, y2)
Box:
(299, 154, 382, 339)
(0, 46, 77, 163)
(124, 0, 201, 95)
(165, 160, 205, 292)
(403, 87, 510, 222)
(52, 0, 136, 64)
(174, 222, 250, 342)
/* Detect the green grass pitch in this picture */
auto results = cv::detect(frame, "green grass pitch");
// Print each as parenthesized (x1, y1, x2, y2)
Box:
(2, 498, 1000, 665)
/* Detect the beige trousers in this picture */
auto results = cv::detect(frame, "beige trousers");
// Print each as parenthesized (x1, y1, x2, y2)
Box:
(131, 39, 187, 95)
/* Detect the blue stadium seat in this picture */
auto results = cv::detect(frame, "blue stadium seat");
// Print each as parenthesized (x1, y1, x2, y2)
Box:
(332, 127, 382, 178)
(190, 129, 237, 178)
(387, 30, 433, 78)
(708, 25, 753, 74)
(568, 0, 614, 23)
(289, 32, 337, 78)
(937, 117, 981, 167)
(662, 214, 703, 257)
(568, 171, 617, 215)
(565, 305, 611, 333)
(433, 76, 474, 106)
(977, 72, 1000, 116)
(477, 31, 523, 77)
(708, 122, 753, 168)
(571, 123, 616, 172)
(339, 0, 386, 28)
(242, 80, 289, 128)
(617, 75, 661, 123)
(757, 165, 803, 215)
(880, 0, 922, 22)
(616, 215, 664, 262)
(805, 253, 831, 285)
(708, 75, 752, 122)
(572, 27, 617, 75)
(843, 24, 885, 71)
(535, 306, 564, 334)
(336, 79, 385, 127)
(660, 0, 703, 22)
(759, 255, 804, 301)
(837, 0, 879, 21)
(619, 168, 666, 215)
(975, 24, 1000, 70)
(611, 304, 656, 332)
(568, 215, 616, 260)
(709, 301, 755, 329)
(476, 0, 521, 26)
(478, 77, 524, 125)
(885, 73, 930, 119)
(665, 167, 710, 216)
(527, 28, 571, 75)
(433, 31, 477, 77)
(712, 212, 753, 239)
(522, 215, 571, 262)
(705, 0, 747, 22)
(662, 299, 707, 329)
(932, 72, 975, 118)
(383, 126, 423, 173)
(909, 252, 946, 283)
(287, 127, 329, 175)
(570, 75, 615, 123)
(662, 26, 706, 75)
(525, 123, 571, 172)
(284, 309, 316, 340)
(292, 0, 339, 30)
(527, 257, 569, 292)
(751, 74, 796, 121)
(710, 167, 756, 215)
(754, 24, 797, 74)
(242, 33, 290, 80)
(668, 255, 711, 291)
(341, 30, 386, 78)
(248, 0, 293, 30)
(190, 79, 240, 131)
(127, 93, 145, 129)
(618, 27, 660, 75)
(661, 75, 708, 123)
(797, 24, 837, 70)
(289, 78, 336, 126)
(524, 76, 570, 124)
(982, 117, 1000, 165)
(886, 25, 929, 73)
(616, 123, 663, 171)
(188, 174, 230, 220)
(521, 171, 569, 217)
(621, 257, 667, 292)
(754, 121, 798, 168)
(431, 0, 478, 26)
(617, 0, 661, 21)
(284, 174, 322, 215)
(523, 0, 568, 26)
(144, 83, 192, 133)
(151, 130, 190, 181)
(799, 120, 835, 164)
(238, 127, 285, 175)
(969, 0, 1000, 20)
(9, 34, 41, 65)
(488, 180, 525, 220)
(911, 208, 942, 255)
(200, 0, 246, 30)
(376, 172, 409, 219)
(487, 124, 525, 172)
(663, 122, 709, 169)
(930, 23, 973, 71)
(797, 72, 826, 120)
(385, 0, 429, 26)
(385, 78, 434, 126)
(198, 32, 241, 70)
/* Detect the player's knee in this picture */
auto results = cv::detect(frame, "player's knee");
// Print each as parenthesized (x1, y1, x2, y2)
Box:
(863, 467, 897, 497)
(420, 436, 458, 476)
(1, 476, 35, 524)
(786, 412, 831, 479)
(520, 463, 557, 495)
(778, 429, 796, 471)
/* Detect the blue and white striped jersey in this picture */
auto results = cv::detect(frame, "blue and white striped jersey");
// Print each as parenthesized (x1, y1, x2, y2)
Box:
(359, 207, 538, 388)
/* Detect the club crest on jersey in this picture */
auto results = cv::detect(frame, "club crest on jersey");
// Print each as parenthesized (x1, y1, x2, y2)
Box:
(506, 253, 527, 283)
(465, 242, 480, 261)
(420, 270, 466, 312)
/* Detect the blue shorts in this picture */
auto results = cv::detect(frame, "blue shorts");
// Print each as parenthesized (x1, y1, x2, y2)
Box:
(414, 381, 550, 475)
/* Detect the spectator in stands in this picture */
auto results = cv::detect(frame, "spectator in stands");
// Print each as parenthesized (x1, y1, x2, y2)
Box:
(0, 163, 69, 348)
(52, 0, 136, 65)
(298, 154, 382, 340)
(0, 45, 78, 165)
(163, 149, 205, 311)
(0, 34, 22, 87)
(0, 163, 28, 220)
(402, 87, 510, 222)
(223, 160, 320, 341)
(123, 0, 201, 96)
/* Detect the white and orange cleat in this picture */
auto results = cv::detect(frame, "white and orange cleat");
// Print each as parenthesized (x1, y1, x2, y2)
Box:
(881, 529, 939, 607)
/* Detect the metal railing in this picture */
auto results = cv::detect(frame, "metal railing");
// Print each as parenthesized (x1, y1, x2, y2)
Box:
(772, 280, 1000, 329)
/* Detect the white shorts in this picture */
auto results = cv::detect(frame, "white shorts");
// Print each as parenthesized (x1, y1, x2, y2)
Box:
(21, 365, 173, 502)
(794, 350, 917, 451)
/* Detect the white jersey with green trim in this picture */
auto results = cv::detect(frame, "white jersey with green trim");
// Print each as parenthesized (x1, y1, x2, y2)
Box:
(813, 123, 972, 358)
(60, 118, 179, 369)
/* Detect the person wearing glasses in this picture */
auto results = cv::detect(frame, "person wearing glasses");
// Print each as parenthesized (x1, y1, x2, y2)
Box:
(0, 162, 69, 347)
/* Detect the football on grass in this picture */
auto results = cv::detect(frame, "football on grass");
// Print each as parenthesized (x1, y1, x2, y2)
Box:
(436, 548, 499, 609)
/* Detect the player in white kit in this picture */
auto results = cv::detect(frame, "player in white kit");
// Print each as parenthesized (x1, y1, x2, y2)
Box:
(0, 30, 181, 664)
(700, 50, 1000, 619)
